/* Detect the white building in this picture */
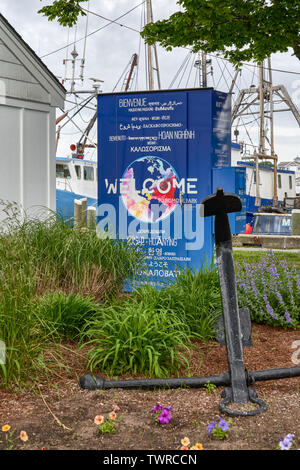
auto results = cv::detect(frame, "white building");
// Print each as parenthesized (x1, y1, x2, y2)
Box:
(0, 13, 65, 221)
(278, 157, 300, 195)
(232, 143, 296, 203)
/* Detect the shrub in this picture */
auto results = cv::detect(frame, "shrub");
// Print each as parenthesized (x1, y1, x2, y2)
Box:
(81, 264, 221, 377)
(235, 251, 300, 329)
(82, 294, 193, 377)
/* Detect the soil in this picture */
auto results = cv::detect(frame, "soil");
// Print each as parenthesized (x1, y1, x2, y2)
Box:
(1, 323, 300, 452)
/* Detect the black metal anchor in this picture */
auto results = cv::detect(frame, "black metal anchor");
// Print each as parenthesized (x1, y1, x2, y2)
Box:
(201, 187, 267, 416)
(79, 186, 300, 417)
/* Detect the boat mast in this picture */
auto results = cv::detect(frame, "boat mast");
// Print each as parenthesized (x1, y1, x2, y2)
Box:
(146, 0, 161, 90)
(201, 52, 207, 88)
(258, 60, 278, 207)
(231, 57, 300, 208)
(124, 53, 138, 92)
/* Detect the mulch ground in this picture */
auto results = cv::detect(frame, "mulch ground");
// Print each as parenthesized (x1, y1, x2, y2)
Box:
(0, 323, 300, 451)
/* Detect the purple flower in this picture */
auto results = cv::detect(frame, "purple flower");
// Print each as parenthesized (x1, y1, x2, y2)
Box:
(270, 263, 279, 280)
(152, 403, 172, 424)
(279, 433, 294, 450)
(284, 311, 291, 323)
(251, 279, 258, 296)
(163, 406, 172, 411)
(264, 294, 277, 319)
(208, 421, 217, 434)
(218, 417, 230, 432)
(151, 403, 163, 413)
(275, 291, 283, 305)
(157, 408, 171, 424)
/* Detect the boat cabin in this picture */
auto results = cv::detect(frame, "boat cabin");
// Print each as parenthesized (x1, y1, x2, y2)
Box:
(56, 157, 97, 200)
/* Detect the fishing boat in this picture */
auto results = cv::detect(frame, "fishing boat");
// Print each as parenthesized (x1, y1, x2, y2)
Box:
(231, 143, 297, 226)
(56, 155, 97, 221)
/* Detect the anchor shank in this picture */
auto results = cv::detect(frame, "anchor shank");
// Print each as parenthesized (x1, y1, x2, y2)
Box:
(216, 232, 249, 404)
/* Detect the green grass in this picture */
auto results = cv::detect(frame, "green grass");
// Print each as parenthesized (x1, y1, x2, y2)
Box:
(36, 292, 99, 340)
(0, 202, 145, 387)
(233, 249, 300, 270)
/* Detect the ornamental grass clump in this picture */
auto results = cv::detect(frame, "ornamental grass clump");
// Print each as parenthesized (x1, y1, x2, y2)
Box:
(235, 251, 300, 329)
(0, 201, 145, 388)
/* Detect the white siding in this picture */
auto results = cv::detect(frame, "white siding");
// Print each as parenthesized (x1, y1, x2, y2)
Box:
(0, 104, 56, 217)
(0, 15, 65, 223)
(0, 105, 21, 203)
(23, 109, 49, 212)
(245, 166, 296, 201)
(0, 41, 21, 64)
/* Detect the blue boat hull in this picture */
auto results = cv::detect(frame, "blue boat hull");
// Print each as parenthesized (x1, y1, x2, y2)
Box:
(245, 194, 282, 224)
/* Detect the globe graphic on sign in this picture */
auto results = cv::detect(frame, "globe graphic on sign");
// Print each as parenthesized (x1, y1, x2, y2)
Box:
(121, 156, 180, 223)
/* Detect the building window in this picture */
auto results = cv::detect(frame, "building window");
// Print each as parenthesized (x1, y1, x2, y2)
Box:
(84, 166, 94, 181)
(56, 164, 71, 179)
(75, 165, 81, 180)
(278, 174, 282, 189)
(289, 175, 293, 190)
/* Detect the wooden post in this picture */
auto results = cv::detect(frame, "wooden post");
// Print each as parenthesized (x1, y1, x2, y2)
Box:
(74, 199, 82, 229)
(292, 209, 300, 236)
(87, 206, 97, 231)
(80, 198, 87, 228)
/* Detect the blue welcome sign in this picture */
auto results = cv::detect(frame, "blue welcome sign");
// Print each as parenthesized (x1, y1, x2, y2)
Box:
(97, 88, 231, 289)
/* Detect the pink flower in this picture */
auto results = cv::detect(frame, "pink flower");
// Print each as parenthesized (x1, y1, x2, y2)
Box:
(113, 404, 120, 411)
(109, 411, 117, 421)
(20, 430, 28, 442)
(94, 415, 105, 425)
(181, 437, 190, 447)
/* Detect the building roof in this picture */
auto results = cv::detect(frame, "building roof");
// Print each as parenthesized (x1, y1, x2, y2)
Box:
(0, 13, 66, 103)
(237, 161, 295, 174)
(278, 157, 300, 169)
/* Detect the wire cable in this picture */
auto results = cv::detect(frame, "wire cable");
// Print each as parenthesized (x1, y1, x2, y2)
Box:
(40, 1, 146, 59)
(40, 3, 300, 78)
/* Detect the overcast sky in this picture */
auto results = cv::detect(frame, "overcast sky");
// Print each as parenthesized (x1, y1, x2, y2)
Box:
(1, 0, 300, 162)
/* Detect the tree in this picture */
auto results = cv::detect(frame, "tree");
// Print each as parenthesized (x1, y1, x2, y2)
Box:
(38, 0, 88, 27)
(141, 0, 300, 65)
(38, 1, 300, 64)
